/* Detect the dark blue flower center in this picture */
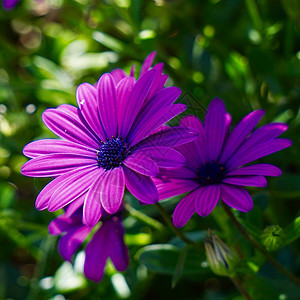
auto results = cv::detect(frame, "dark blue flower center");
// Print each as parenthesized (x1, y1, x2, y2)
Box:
(197, 162, 226, 185)
(97, 137, 129, 170)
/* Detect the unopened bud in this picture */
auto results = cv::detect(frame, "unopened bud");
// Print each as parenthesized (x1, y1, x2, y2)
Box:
(261, 225, 285, 251)
(204, 231, 238, 276)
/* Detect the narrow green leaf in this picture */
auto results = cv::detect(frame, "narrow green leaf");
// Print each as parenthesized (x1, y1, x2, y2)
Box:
(284, 216, 300, 245)
(171, 245, 190, 288)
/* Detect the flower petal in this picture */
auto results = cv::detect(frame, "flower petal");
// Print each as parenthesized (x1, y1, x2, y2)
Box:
(134, 146, 185, 168)
(76, 83, 107, 141)
(82, 172, 104, 226)
(226, 164, 282, 177)
(222, 175, 267, 187)
(220, 184, 253, 212)
(97, 73, 118, 138)
(107, 217, 129, 271)
(135, 126, 199, 149)
(58, 225, 92, 262)
(220, 109, 265, 163)
(42, 108, 100, 148)
(123, 152, 159, 176)
(228, 138, 292, 170)
(23, 139, 96, 158)
(140, 51, 156, 76)
(173, 190, 197, 228)
(204, 98, 226, 162)
(119, 69, 156, 138)
(128, 104, 186, 147)
(226, 123, 289, 167)
(65, 194, 86, 217)
(154, 177, 199, 200)
(159, 166, 197, 179)
(123, 166, 158, 204)
(48, 214, 79, 235)
(110, 68, 127, 84)
(84, 225, 109, 282)
(48, 166, 100, 212)
(34, 167, 89, 210)
(133, 87, 181, 134)
(180, 115, 207, 165)
(116, 76, 135, 135)
(144, 63, 168, 103)
(21, 154, 97, 177)
(195, 185, 220, 217)
(99, 167, 125, 214)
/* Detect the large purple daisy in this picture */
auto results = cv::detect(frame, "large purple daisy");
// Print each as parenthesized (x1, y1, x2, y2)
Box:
(21, 53, 198, 226)
(49, 206, 128, 282)
(154, 98, 292, 228)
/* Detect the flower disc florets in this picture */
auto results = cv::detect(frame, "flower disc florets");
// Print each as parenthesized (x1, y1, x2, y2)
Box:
(97, 136, 129, 170)
(197, 162, 226, 185)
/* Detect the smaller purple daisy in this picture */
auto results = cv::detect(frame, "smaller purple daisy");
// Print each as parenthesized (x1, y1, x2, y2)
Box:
(49, 206, 129, 282)
(2, 0, 19, 9)
(154, 98, 292, 228)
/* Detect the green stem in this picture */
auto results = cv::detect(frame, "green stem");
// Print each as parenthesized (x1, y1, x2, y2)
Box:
(230, 276, 252, 300)
(245, 0, 263, 34)
(221, 202, 300, 286)
(154, 203, 201, 248)
(125, 203, 164, 231)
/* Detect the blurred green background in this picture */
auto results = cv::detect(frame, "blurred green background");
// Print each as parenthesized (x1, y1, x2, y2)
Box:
(0, 0, 300, 299)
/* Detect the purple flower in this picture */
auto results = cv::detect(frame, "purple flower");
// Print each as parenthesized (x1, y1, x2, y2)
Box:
(154, 98, 292, 228)
(21, 52, 198, 226)
(2, 0, 19, 10)
(49, 207, 129, 282)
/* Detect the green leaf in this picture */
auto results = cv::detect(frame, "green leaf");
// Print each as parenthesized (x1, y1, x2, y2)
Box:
(135, 244, 209, 276)
(284, 216, 300, 245)
(171, 245, 190, 288)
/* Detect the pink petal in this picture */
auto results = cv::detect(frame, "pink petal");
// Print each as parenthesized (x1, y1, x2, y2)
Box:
(172, 190, 197, 228)
(97, 73, 118, 138)
(123, 166, 158, 204)
(204, 98, 226, 162)
(83, 173, 104, 226)
(195, 185, 220, 217)
(134, 146, 185, 168)
(222, 175, 267, 187)
(48, 166, 100, 212)
(220, 184, 253, 212)
(42, 108, 100, 148)
(135, 126, 199, 149)
(76, 83, 107, 141)
(128, 103, 186, 147)
(123, 152, 159, 176)
(99, 167, 125, 214)
(154, 177, 199, 200)
(23, 139, 96, 158)
(140, 51, 156, 76)
(179, 115, 207, 165)
(220, 109, 265, 163)
(116, 77, 135, 136)
(119, 70, 156, 138)
(226, 164, 282, 177)
(21, 154, 97, 177)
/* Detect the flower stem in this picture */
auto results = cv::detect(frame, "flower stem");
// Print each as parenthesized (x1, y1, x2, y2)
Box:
(230, 276, 252, 300)
(154, 203, 201, 248)
(221, 202, 300, 286)
(125, 203, 164, 231)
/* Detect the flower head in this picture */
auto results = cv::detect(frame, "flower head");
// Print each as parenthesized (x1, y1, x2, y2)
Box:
(21, 52, 198, 226)
(154, 98, 292, 227)
(2, 0, 19, 10)
(49, 207, 128, 282)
